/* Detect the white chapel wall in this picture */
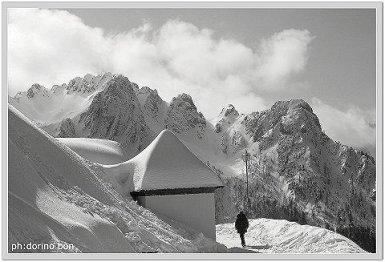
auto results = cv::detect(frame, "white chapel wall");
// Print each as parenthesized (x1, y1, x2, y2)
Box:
(141, 193, 216, 239)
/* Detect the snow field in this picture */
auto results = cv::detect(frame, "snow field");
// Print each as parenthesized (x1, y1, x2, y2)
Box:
(216, 218, 366, 253)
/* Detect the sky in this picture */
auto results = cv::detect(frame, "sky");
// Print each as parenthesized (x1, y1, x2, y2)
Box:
(7, 8, 376, 153)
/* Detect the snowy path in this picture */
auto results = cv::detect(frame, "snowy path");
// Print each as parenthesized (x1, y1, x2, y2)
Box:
(216, 218, 366, 253)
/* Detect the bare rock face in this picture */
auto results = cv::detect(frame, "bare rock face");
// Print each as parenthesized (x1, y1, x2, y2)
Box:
(141, 89, 164, 119)
(135, 87, 168, 134)
(165, 93, 206, 139)
(58, 118, 76, 138)
(76, 75, 153, 157)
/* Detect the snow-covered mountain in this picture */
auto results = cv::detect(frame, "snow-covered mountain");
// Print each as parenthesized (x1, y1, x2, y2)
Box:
(213, 100, 376, 252)
(9, 73, 113, 124)
(9, 72, 376, 252)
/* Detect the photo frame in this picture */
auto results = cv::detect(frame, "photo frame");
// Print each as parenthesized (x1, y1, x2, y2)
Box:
(2, 1, 383, 260)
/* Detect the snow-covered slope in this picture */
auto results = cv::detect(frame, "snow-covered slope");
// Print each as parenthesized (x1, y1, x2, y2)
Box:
(8, 105, 227, 253)
(9, 73, 113, 125)
(57, 138, 125, 165)
(216, 218, 366, 253)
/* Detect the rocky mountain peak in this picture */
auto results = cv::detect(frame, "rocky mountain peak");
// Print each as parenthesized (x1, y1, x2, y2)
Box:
(241, 99, 322, 143)
(76, 75, 153, 156)
(136, 86, 159, 106)
(213, 104, 240, 135)
(100, 75, 135, 98)
(220, 104, 239, 118)
(165, 93, 206, 138)
(83, 73, 94, 82)
(140, 86, 155, 94)
(281, 99, 321, 134)
(51, 84, 66, 94)
(26, 84, 49, 98)
(66, 72, 113, 95)
(272, 99, 314, 113)
(172, 94, 197, 110)
(80, 75, 144, 120)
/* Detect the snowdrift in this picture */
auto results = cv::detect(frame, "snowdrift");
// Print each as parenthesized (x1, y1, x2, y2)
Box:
(8, 105, 226, 253)
(57, 138, 125, 165)
(216, 218, 366, 253)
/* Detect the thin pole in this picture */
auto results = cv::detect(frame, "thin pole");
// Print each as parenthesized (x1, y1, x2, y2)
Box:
(243, 150, 250, 213)
(246, 157, 249, 211)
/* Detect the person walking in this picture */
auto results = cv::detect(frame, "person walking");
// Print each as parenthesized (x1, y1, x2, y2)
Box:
(235, 210, 249, 247)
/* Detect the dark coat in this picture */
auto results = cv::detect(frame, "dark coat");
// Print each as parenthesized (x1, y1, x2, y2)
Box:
(235, 211, 249, 234)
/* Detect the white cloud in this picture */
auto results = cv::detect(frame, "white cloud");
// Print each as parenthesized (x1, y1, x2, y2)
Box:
(257, 29, 314, 88)
(8, 8, 313, 118)
(311, 98, 375, 148)
(8, 8, 110, 90)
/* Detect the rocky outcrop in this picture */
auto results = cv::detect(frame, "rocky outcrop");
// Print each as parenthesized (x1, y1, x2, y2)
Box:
(165, 94, 206, 139)
(58, 118, 76, 137)
(76, 75, 153, 157)
(135, 87, 167, 132)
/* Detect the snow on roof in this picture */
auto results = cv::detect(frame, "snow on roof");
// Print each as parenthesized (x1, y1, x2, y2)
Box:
(126, 129, 223, 193)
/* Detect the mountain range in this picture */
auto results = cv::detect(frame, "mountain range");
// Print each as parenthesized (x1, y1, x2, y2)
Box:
(9, 72, 376, 252)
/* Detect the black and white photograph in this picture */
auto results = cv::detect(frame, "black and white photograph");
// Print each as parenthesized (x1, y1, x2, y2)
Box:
(3, 1, 383, 259)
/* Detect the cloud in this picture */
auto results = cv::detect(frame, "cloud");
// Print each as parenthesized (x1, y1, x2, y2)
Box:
(311, 98, 375, 149)
(8, 8, 313, 118)
(257, 29, 314, 88)
(8, 9, 110, 91)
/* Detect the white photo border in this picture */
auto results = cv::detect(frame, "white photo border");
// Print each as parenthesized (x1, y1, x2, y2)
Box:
(1, 1, 383, 260)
